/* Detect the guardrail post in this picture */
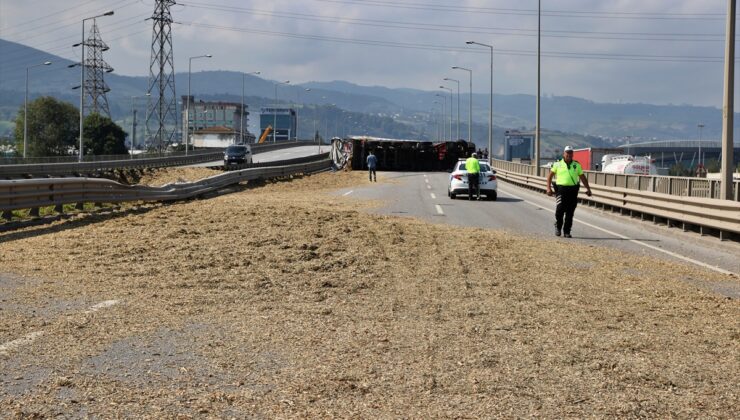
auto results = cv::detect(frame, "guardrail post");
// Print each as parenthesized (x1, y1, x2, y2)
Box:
(75, 202, 85, 211)
(1, 210, 12, 220)
(687, 179, 693, 197)
(54, 204, 64, 214)
(29, 207, 40, 217)
(668, 178, 674, 195)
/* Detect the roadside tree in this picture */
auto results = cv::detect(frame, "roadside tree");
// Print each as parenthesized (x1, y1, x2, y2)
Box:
(83, 113, 128, 156)
(14, 96, 78, 157)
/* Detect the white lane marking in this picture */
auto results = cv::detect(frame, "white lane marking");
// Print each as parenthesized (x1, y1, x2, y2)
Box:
(424, 174, 428, 178)
(424, 178, 429, 184)
(435, 204, 445, 215)
(1, 300, 122, 357)
(499, 188, 735, 276)
(430, 193, 437, 199)
(427, 185, 432, 190)
(342, 190, 354, 196)
(0, 331, 44, 357)
(84, 299, 121, 315)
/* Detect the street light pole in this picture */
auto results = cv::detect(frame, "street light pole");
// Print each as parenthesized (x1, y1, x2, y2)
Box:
(187, 54, 212, 154)
(435, 93, 447, 140)
(24, 61, 51, 158)
(452, 66, 472, 144)
(74, 11, 113, 162)
(535, 0, 542, 172)
(466, 41, 493, 163)
(440, 86, 453, 142)
(698, 123, 705, 168)
(130, 93, 150, 158)
(274, 80, 290, 143)
(444, 78, 460, 140)
(433, 101, 443, 140)
(720, 0, 736, 200)
(241, 71, 260, 144)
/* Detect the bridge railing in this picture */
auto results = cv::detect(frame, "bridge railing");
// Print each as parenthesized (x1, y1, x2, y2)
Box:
(490, 159, 740, 238)
(491, 159, 739, 201)
(0, 154, 331, 218)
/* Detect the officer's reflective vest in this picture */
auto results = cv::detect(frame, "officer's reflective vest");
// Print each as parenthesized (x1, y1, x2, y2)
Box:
(551, 159, 583, 186)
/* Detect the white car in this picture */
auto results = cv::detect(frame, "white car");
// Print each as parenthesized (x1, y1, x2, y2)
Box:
(448, 160, 498, 200)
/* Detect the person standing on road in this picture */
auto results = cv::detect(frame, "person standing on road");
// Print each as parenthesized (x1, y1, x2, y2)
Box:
(465, 152, 481, 200)
(366, 150, 378, 182)
(546, 146, 592, 238)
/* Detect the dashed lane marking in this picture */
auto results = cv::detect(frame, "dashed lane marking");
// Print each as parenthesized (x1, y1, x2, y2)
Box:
(435, 204, 445, 215)
(426, 185, 432, 190)
(84, 300, 121, 314)
(499, 188, 736, 276)
(0, 331, 44, 357)
(342, 190, 354, 196)
(430, 193, 437, 199)
(0, 299, 122, 357)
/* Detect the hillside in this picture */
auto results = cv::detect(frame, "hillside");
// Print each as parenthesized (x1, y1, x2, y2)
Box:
(2, 37, 728, 156)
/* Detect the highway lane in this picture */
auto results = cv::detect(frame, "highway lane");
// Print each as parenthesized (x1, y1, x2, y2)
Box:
(186, 145, 325, 167)
(341, 171, 740, 282)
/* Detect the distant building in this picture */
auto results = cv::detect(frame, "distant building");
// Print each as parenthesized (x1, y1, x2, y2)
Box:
(182, 97, 253, 146)
(260, 108, 297, 141)
(191, 126, 254, 148)
(504, 130, 534, 161)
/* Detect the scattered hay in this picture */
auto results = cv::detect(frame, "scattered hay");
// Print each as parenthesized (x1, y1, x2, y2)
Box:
(136, 167, 220, 186)
(0, 171, 737, 418)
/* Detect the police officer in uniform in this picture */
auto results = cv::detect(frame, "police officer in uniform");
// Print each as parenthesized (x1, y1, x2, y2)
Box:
(465, 152, 481, 200)
(546, 146, 592, 238)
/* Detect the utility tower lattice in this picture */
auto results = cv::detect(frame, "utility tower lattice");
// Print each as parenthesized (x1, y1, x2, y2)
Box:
(83, 20, 113, 118)
(146, 0, 177, 152)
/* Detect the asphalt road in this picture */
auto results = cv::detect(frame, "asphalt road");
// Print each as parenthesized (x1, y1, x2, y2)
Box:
(339, 171, 740, 286)
(187, 145, 325, 167)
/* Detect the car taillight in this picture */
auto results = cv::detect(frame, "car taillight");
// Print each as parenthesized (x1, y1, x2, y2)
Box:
(488, 175, 496, 181)
(453, 174, 463, 180)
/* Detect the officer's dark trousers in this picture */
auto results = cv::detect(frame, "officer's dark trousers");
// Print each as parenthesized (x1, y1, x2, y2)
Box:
(555, 185, 579, 233)
(368, 167, 376, 181)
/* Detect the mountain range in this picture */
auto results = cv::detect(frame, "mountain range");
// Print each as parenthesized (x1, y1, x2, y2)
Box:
(1, 37, 734, 155)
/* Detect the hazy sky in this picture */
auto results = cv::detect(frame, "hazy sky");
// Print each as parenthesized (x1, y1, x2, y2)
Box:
(0, 0, 734, 106)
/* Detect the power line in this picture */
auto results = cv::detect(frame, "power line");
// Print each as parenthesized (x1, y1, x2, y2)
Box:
(0, 16, 150, 74)
(181, 2, 731, 43)
(176, 21, 730, 63)
(0, 0, 142, 42)
(310, 0, 725, 20)
(0, 0, 105, 33)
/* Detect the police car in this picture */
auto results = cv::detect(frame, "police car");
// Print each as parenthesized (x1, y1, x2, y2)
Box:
(447, 159, 497, 200)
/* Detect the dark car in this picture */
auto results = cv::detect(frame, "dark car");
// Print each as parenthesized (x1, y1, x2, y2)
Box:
(223, 145, 253, 165)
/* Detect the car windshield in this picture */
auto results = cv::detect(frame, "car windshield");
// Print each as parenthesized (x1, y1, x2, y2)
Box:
(456, 162, 491, 172)
(226, 146, 246, 153)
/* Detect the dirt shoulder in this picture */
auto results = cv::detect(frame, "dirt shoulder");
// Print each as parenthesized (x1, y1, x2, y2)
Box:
(0, 170, 738, 418)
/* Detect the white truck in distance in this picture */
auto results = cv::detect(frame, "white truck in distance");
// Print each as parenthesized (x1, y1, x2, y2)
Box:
(601, 154, 658, 175)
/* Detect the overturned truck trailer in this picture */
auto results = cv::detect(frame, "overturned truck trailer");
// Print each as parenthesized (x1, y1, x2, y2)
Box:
(332, 136, 476, 171)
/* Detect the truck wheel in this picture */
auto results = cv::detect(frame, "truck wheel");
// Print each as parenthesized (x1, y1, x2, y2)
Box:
(488, 191, 497, 201)
(450, 192, 457, 199)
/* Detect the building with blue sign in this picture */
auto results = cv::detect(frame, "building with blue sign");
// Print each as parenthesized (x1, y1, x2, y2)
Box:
(504, 130, 534, 162)
(259, 108, 297, 142)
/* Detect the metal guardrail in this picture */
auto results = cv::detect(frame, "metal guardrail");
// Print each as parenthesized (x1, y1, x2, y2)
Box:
(0, 148, 219, 165)
(491, 159, 740, 237)
(491, 160, 740, 202)
(210, 152, 330, 171)
(0, 141, 309, 179)
(0, 156, 332, 216)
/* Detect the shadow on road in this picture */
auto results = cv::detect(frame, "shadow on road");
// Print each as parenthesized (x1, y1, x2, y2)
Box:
(575, 236, 660, 242)
(493, 197, 523, 203)
(0, 204, 164, 244)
